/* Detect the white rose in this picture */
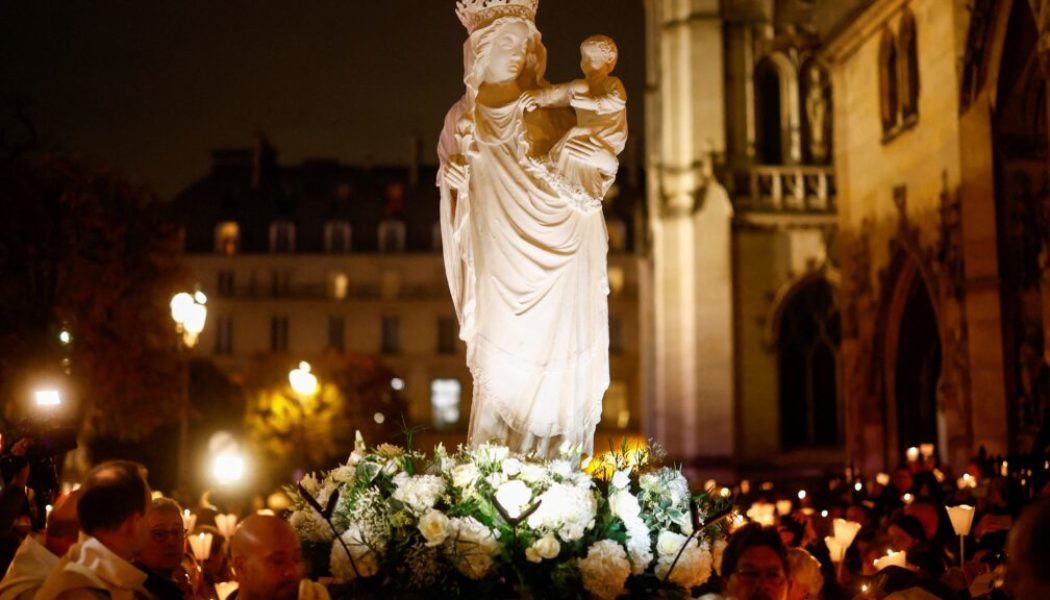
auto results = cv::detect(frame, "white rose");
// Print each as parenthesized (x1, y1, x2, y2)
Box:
(485, 471, 507, 489)
(501, 458, 523, 476)
(609, 491, 642, 522)
(611, 469, 631, 490)
(525, 533, 560, 563)
(417, 510, 450, 547)
(494, 480, 533, 518)
(451, 464, 479, 489)
(656, 530, 692, 557)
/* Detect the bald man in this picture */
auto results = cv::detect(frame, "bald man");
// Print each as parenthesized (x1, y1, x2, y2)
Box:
(0, 491, 79, 600)
(1006, 497, 1050, 598)
(227, 515, 328, 600)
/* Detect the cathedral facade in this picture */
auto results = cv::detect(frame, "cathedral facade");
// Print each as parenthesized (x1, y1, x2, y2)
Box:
(643, 0, 1050, 475)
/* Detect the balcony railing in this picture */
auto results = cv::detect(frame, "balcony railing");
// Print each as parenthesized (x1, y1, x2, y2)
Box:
(739, 165, 836, 213)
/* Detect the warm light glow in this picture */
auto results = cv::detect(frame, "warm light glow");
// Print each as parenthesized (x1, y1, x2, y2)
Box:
(946, 504, 975, 537)
(1000, 461, 1009, 477)
(181, 510, 197, 533)
(874, 550, 906, 571)
(171, 291, 208, 347)
(824, 536, 845, 563)
(775, 500, 792, 516)
(854, 481, 863, 492)
(391, 377, 405, 391)
(212, 452, 246, 486)
(289, 362, 319, 396)
(720, 487, 731, 498)
(34, 389, 61, 407)
(374, 412, 386, 424)
(747, 503, 776, 527)
(215, 513, 238, 539)
(919, 443, 934, 459)
(189, 532, 213, 561)
(494, 480, 533, 519)
(740, 480, 751, 495)
(833, 519, 862, 548)
(797, 490, 807, 500)
(902, 493, 914, 505)
(58, 330, 71, 344)
(906, 447, 919, 462)
(876, 472, 890, 486)
(821, 510, 829, 518)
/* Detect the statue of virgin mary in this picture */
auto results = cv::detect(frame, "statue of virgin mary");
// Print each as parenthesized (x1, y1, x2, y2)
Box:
(438, 0, 623, 457)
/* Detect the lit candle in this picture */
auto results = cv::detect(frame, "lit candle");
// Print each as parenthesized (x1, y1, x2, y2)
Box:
(189, 531, 213, 561)
(181, 510, 197, 534)
(1001, 461, 1009, 477)
(906, 447, 920, 463)
(874, 549, 906, 571)
(824, 536, 846, 563)
(775, 500, 792, 516)
(833, 519, 862, 548)
(946, 504, 975, 566)
(854, 481, 863, 492)
(821, 510, 829, 518)
(919, 443, 934, 460)
(740, 479, 751, 495)
(876, 473, 890, 486)
(902, 493, 914, 505)
(215, 513, 238, 539)
(797, 490, 807, 501)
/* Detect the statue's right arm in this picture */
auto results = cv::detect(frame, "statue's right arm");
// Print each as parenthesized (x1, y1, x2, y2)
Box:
(438, 100, 470, 193)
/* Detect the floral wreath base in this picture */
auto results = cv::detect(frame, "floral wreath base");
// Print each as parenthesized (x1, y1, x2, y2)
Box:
(288, 435, 733, 600)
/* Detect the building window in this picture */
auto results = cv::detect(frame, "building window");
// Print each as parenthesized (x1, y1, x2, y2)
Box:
(328, 316, 345, 352)
(215, 222, 240, 255)
(437, 316, 457, 355)
(899, 10, 920, 122)
(270, 220, 296, 253)
(879, 28, 899, 135)
(754, 57, 785, 165)
(271, 269, 290, 297)
(602, 381, 630, 429)
(431, 379, 461, 429)
(325, 221, 352, 254)
(378, 220, 406, 253)
(777, 278, 842, 450)
(215, 316, 234, 355)
(381, 316, 400, 354)
(270, 316, 289, 353)
(328, 272, 349, 300)
(607, 219, 628, 253)
(609, 315, 624, 354)
(217, 270, 235, 297)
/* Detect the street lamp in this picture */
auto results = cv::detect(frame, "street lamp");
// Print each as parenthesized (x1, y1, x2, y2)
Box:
(212, 451, 246, 487)
(289, 362, 319, 396)
(33, 389, 61, 408)
(171, 290, 208, 495)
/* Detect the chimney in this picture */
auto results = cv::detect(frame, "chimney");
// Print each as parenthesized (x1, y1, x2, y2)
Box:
(409, 132, 423, 188)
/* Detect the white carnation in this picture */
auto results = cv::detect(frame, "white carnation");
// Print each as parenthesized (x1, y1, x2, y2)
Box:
(446, 517, 500, 580)
(624, 521, 653, 575)
(417, 509, 451, 547)
(609, 491, 642, 523)
(330, 526, 382, 581)
(549, 459, 573, 479)
(578, 540, 630, 600)
(526, 482, 597, 543)
(525, 533, 560, 563)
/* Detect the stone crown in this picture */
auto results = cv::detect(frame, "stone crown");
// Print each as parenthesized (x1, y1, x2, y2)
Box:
(455, 0, 539, 34)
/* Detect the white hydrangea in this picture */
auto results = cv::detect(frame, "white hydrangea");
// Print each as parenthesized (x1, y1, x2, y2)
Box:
(446, 517, 501, 580)
(549, 459, 573, 479)
(330, 526, 383, 581)
(526, 482, 597, 542)
(519, 463, 548, 484)
(624, 521, 653, 575)
(289, 508, 332, 543)
(578, 540, 630, 600)
(609, 491, 642, 523)
(392, 475, 447, 514)
(654, 535, 713, 589)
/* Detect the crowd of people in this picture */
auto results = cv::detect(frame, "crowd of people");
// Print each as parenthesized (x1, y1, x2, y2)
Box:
(0, 451, 1044, 599)
(0, 460, 324, 600)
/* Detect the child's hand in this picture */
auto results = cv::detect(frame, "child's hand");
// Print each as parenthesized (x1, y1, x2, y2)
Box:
(520, 90, 542, 112)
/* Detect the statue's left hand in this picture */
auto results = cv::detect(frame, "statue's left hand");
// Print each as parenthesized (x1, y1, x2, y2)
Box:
(564, 138, 617, 173)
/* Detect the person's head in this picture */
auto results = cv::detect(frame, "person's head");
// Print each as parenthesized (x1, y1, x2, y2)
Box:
(580, 35, 617, 76)
(777, 514, 805, 548)
(723, 524, 790, 600)
(904, 499, 941, 542)
(76, 460, 151, 560)
(138, 498, 185, 575)
(229, 515, 302, 600)
(786, 547, 823, 600)
(846, 504, 871, 528)
(44, 490, 79, 558)
(892, 466, 914, 494)
(887, 514, 926, 552)
(1006, 497, 1050, 598)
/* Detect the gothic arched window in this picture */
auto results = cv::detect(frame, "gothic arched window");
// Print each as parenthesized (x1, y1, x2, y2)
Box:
(755, 58, 786, 165)
(899, 10, 920, 121)
(879, 28, 899, 134)
(777, 278, 842, 450)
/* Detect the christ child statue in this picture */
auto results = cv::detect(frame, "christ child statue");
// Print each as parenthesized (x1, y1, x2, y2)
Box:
(523, 35, 628, 202)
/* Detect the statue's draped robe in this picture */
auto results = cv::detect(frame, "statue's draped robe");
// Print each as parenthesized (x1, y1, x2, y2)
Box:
(438, 97, 610, 457)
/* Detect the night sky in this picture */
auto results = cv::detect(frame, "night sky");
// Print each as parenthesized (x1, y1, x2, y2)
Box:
(1, 0, 646, 199)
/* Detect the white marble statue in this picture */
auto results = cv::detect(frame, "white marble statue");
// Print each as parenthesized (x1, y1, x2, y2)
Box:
(439, 0, 627, 457)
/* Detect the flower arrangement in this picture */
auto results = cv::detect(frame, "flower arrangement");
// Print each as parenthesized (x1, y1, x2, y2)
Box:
(288, 434, 732, 599)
